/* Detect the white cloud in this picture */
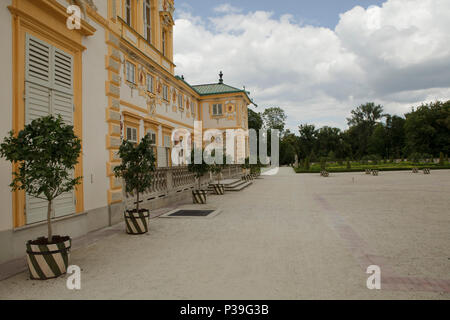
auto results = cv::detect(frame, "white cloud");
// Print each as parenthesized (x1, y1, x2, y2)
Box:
(213, 3, 242, 14)
(174, 0, 450, 131)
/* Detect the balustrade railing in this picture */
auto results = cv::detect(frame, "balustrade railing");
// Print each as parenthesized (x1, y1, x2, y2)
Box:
(122, 165, 244, 208)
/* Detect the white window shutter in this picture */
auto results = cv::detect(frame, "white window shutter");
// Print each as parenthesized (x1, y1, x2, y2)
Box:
(51, 89, 76, 219)
(25, 33, 76, 223)
(25, 34, 51, 88)
(24, 36, 52, 224)
(52, 90, 73, 125)
(53, 47, 73, 94)
(51, 49, 75, 219)
(25, 82, 51, 124)
(25, 195, 49, 224)
(53, 188, 76, 218)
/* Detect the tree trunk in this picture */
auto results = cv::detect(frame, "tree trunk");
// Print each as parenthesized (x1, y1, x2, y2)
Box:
(47, 200, 53, 243)
(136, 190, 140, 213)
(198, 176, 201, 190)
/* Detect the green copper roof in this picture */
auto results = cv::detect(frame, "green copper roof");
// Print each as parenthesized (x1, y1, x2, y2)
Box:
(175, 75, 257, 106)
(191, 83, 245, 95)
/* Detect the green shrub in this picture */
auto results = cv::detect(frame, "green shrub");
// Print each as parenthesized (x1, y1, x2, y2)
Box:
(346, 158, 351, 169)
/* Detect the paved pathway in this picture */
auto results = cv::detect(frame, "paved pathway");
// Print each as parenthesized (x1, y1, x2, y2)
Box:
(0, 167, 449, 299)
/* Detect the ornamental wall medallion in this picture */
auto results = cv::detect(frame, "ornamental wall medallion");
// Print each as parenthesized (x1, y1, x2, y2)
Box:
(226, 103, 235, 113)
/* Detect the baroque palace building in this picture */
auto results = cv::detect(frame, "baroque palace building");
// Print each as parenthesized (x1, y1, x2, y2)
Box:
(0, 0, 255, 263)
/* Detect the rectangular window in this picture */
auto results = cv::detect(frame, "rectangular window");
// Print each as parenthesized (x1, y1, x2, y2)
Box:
(126, 61, 136, 84)
(125, 0, 132, 26)
(178, 93, 183, 108)
(146, 130, 156, 145)
(162, 30, 166, 56)
(212, 104, 223, 116)
(144, 0, 151, 42)
(164, 135, 171, 147)
(146, 74, 154, 93)
(163, 84, 169, 100)
(126, 126, 138, 143)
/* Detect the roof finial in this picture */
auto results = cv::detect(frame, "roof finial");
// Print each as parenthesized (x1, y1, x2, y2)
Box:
(219, 71, 223, 84)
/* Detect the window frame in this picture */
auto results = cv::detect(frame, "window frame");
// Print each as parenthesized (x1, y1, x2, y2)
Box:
(146, 73, 154, 93)
(178, 93, 183, 109)
(126, 125, 138, 144)
(143, 0, 152, 43)
(125, 60, 136, 84)
(162, 84, 169, 101)
(146, 129, 157, 145)
(162, 29, 167, 56)
(212, 103, 223, 116)
(125, 0, 132, 26)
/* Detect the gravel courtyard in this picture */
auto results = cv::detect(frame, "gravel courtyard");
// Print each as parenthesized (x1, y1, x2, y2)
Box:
(0, 168, 449, 299)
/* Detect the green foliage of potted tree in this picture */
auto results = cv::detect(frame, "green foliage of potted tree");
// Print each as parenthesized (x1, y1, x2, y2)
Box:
(114, 134, 156, 235)
(0, 115, 81, 280)
(188, 148, 210, 204)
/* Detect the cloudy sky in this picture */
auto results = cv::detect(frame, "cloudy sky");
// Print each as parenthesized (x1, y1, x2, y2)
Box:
(173, 0, 450, 131)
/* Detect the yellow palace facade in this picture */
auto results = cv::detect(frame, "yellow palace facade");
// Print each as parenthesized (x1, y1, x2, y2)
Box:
(0, 0, 254, 263)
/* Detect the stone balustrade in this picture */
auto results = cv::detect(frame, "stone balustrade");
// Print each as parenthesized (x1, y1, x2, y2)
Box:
(122, 165, 244, 210)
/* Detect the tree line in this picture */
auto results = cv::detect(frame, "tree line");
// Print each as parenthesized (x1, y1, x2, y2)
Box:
(249, 100, 450, 165)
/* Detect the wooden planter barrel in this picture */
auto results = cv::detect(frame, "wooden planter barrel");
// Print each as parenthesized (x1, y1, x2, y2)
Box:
(193, 190, 207, 204)
(26, 236, 71, 280)
(124, 209, 150, 235)
(212, 184, 225, 195)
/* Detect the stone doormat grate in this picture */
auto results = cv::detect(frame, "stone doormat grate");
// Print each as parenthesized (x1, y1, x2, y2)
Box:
(160, 207, 221, 219)
(169, 210, 215, 217)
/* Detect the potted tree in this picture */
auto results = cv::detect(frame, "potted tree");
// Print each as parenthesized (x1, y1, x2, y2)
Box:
(188, 148, 210, 204)
(114, 134, 156, 235)
(0, 115, 82, 280)
(250, 159, 262, 178)
(241, 157, 251, 181)
(210, 152, 228, 195)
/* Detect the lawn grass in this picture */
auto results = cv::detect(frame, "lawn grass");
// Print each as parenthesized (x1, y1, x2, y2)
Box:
(294, 162, 450, 173)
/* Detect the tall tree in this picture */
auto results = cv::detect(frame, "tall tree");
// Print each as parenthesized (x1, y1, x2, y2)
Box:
(262, 107, 287, 132)
(298, 124, 317, 159)
(248, 107, 263, 131)
(347, 102, 385, 127)
(347, 102, 386, 157)
(404, 101, 450, 156)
